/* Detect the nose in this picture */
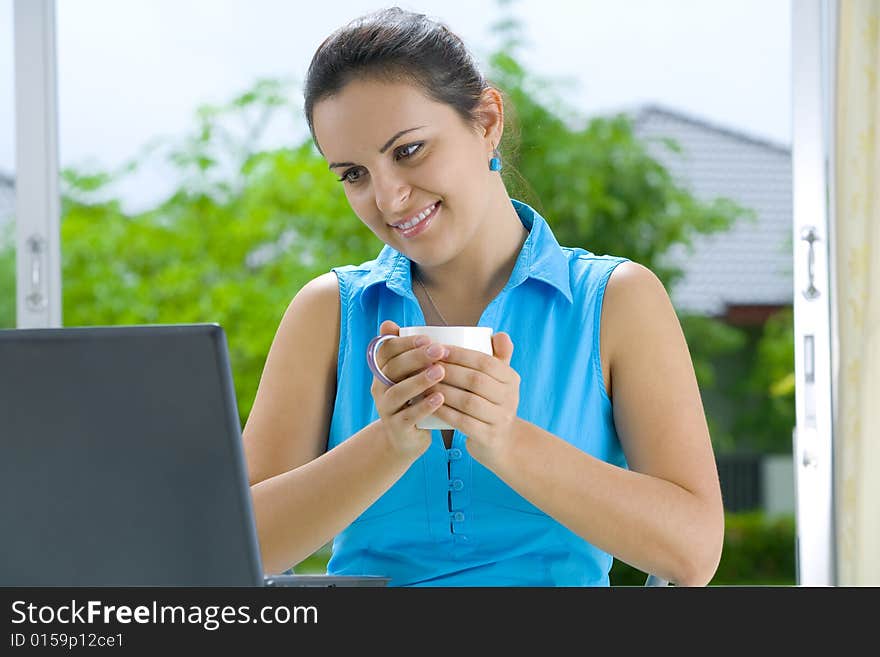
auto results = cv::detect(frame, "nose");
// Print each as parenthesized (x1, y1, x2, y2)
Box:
(372, 168, 411, 216)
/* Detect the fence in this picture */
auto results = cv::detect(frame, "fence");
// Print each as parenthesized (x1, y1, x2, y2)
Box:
(716, 453, 794, 515)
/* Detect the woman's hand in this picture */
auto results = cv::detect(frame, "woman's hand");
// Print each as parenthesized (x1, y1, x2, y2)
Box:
(430, 332, 520, 464)
(370, 320, 448, 458)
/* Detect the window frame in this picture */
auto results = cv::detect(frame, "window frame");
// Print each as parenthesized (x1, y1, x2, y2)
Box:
(13, 0, 62, 328)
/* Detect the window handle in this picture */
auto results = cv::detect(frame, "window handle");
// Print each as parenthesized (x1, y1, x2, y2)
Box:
(26, 234, 47, 312)
(800, 226, 821, 300)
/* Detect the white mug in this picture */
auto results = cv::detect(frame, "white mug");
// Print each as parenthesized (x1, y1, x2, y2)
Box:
(367, 325, 494, 430)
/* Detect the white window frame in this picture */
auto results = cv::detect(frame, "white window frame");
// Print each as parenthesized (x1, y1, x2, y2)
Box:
(14, 0, 61, 328)
(791, 0, 837, 586)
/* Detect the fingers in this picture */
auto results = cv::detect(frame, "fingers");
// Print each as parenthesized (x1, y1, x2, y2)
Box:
(392, 389, 445, 427)
(429, 382, 497, 424)
(373, 362, 446, 413)
(492, 332, 514, 365)
(379, 320, 400, 336)
(374, 332, 448, 385)
(431, 401, 490, 439)
(439, 342, 519, 385)
(432, 364, 505, 404)
(382, 341, 449, 384)
(374, 334, 427, 369)
(373, 329, 514, 386)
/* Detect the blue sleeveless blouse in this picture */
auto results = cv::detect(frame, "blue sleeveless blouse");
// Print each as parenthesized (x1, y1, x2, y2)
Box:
(325, 199, 629, 586)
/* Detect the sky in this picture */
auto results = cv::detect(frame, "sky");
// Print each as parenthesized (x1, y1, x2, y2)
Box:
(0, 0, 792, 209)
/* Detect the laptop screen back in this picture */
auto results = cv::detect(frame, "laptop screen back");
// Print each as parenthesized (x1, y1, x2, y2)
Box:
(0, 324, 264, 586)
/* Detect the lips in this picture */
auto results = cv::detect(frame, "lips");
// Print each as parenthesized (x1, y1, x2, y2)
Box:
(390, 201, 441, 239)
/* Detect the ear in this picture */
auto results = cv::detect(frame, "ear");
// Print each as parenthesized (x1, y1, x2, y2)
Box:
(476, 87, 504, 149)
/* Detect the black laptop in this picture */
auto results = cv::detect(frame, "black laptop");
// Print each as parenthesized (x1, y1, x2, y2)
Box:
(0, 323, 387, 587)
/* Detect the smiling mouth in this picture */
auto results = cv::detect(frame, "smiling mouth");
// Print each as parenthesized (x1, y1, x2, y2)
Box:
(389, 201, 440, 233)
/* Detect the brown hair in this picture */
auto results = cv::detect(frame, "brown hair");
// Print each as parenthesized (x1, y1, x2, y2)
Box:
(304, 7, 492, 148)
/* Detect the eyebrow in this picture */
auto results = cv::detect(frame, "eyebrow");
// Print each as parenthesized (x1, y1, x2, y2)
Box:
(328, 126, 425, 170)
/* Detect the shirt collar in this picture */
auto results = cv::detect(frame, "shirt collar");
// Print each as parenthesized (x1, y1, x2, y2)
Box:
(505, 199, 573, 303)
(358, 198, 573, 310)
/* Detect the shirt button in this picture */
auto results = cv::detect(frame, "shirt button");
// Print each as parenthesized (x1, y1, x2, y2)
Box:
(452, 512, 465, 522)
(449, 479, 464, 491)
(448, 448, 462, 460)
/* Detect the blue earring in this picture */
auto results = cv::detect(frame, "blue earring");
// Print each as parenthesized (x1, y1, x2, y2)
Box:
(489, 147, 502, 172)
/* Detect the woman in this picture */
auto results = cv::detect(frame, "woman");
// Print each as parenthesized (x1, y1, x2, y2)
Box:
(243, 7, 724, 586)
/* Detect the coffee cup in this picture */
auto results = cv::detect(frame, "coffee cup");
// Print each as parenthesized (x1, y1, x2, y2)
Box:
(367, 325, 494, 430)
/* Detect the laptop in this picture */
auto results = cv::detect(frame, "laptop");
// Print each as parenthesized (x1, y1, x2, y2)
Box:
(0, 323, 387, 587)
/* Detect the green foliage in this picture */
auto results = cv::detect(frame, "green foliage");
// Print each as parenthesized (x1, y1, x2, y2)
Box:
(755, 307, 796, 398)
(0, 222, 14, 328)
(679, 314, 749, 389)
(679, 309, 794, 455)
(731, 308, 796, 453)
(58, 80, 380, 426)
(678, 314, 750, 452)
(713, 512, 796, 584)
(294, 544, 333, 575)
(611, 512, 796, 586)
(486, 51, 750, 291)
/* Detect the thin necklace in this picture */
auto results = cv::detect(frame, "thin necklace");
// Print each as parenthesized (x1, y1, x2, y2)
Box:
(414, 269, 449, 326)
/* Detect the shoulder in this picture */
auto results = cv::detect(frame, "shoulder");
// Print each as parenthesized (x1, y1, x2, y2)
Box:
(600, 261, 680, 360)
(293, 271, 340, 307)
(563, 248, 632, 296)
(564, 247, 628, 270)
(331, 250, 398, 298)
(602, 260, 673, 323)
(296, 271, 341, 301)
(280, 272, 340, 333)
(333, 248, 396, 279)
(604, 260, 667, 299)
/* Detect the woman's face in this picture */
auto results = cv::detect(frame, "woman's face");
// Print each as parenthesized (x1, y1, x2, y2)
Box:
(312, 79, 498, 266)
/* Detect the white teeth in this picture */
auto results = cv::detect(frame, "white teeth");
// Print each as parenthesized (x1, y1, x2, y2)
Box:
(396, 202, 437, 230)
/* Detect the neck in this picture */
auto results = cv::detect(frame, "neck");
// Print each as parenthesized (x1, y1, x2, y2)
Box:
(414, 188, 528, 320)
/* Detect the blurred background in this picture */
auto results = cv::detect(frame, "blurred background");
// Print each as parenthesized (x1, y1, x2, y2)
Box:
(0, 0, 796, 585)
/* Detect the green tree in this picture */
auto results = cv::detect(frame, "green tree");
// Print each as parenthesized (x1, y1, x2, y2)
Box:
(58, 79, 379, 426)
(0, 222, 14, 328)
(731, 308, 796, 453)
(486, 4, 749, 289)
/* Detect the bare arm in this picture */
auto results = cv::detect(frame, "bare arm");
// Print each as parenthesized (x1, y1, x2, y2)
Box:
(242, 273, 423, 574)
(471, 262, 724, 585)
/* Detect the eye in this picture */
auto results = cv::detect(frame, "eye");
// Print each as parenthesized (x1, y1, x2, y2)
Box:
(337, 167, 366, 184)
(395, 142, 423, 160)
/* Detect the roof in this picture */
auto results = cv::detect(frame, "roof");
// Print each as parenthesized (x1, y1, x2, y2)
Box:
(631, 105, 792, 316)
